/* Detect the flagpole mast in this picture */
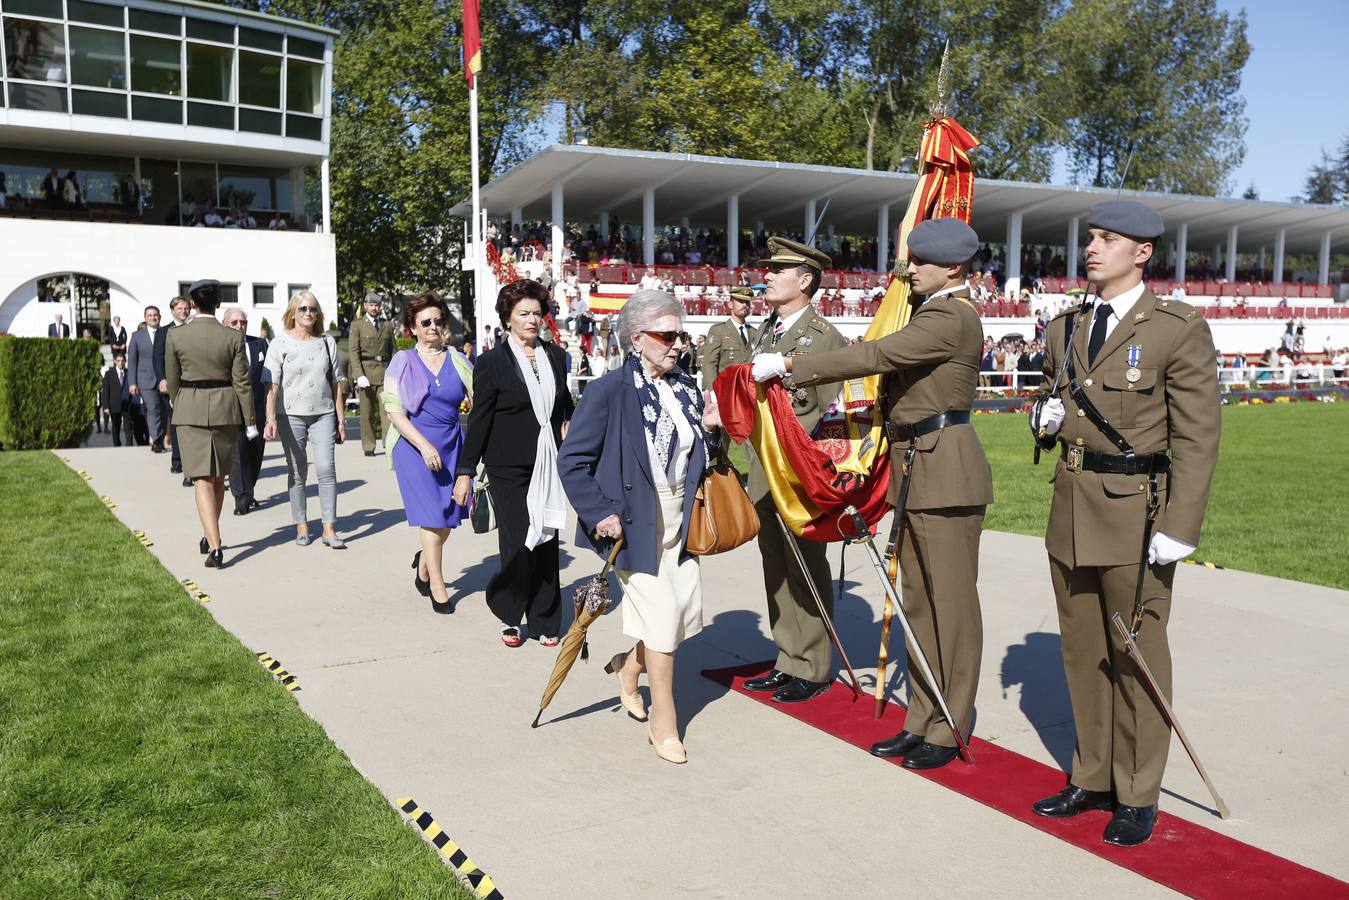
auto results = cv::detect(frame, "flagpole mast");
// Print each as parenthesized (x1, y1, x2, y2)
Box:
(469, 76, 485, 348)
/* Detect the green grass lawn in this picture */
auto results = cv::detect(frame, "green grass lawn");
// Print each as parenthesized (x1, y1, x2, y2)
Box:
(974, 401, 1349, 590)
(0, 452, 471, 898)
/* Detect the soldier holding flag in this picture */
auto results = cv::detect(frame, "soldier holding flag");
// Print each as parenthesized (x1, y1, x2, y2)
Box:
(753, 218, 992, 769)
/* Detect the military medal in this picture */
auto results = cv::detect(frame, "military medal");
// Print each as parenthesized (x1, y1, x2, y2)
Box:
(800, 336, 813, 347)
(794, 388, 808, 401)
(1125, 345, 1142, 382)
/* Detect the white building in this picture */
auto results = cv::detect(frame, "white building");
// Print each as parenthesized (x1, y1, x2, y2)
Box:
(0, 0, 336, 339)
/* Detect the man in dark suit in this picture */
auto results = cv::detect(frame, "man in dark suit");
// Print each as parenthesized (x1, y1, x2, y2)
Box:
(47, 313, 71, 338)
(128, 307, 164, 450)
(41, 167, 62, 208)
(155, 296, 191, 478)
(100, 352, 135, 446)
(107, 315, 128, 355)
(222, 307, 268, 514)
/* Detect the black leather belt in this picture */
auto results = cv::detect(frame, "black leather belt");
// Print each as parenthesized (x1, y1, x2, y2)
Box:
(1062, 447, 1170, 475)
(180, 379, 230, 389)
(364, 355, 387, 363)
(884, 409, 971, 443)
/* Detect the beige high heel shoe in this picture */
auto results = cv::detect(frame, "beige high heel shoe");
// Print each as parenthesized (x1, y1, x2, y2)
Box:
(604, 651, 648, 722)
(647, 724, 687, 765)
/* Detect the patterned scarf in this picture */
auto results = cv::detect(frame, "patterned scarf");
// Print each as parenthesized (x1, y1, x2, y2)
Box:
(627, 353, 703, 476)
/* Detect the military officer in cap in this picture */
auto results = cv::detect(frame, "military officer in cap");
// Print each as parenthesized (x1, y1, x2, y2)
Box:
(754, 218, 993, 768)
(738, 237, 848, 703)
(165, 280, 258, 568)
(699, 286, 759, 391)
(349, 292, 398, 456)
(1029, 200, 1219, 846)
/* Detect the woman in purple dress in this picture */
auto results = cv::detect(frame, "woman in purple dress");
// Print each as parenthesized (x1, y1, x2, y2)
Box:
(382, 292, 474, 613)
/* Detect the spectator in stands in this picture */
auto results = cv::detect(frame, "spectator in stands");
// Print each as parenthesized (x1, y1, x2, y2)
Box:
(1329, 348, 1347, 380)
(0, 171, 9, 208)
(48, 313, 71, 338)
(675, 331, 695, 374)
(268, 212, 288, 231)
(979, 337, 996, 389)
(205, 207, 225, 227)
(640, 267, 661, 291)
(117, 174, 140, 216)
(62, 171, 83, 208)
(41, 168, 62, 208)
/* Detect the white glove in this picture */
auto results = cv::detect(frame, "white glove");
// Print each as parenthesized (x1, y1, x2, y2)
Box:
(1148, 532, 1195, 565)
(751, 353, 788, 382)
(245, 425, 259, 439)
(1035, 397, 1065, 435)
(355, 375, 370, 390)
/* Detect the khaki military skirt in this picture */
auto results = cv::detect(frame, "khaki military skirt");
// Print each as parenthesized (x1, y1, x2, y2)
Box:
(176, 424, 239, 478)
(616, 484, 703, 654)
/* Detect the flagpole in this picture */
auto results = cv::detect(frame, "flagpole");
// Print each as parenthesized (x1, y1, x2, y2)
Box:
(469, 76, 485, 348)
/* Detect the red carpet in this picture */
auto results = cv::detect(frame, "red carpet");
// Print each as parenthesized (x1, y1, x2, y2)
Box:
(702, 661, 1348, 898)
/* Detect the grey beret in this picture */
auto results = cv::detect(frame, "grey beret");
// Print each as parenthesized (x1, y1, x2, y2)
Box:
(907, 218, 979, 265)
(364, 292, 383, 304)
(188, 279, 219, 299)
(1086, 200, 1164, 240)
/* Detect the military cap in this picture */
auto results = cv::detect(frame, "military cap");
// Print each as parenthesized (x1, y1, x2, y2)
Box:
(907, 218, 979, 265)
(757, 236, 832, 271)
(1086, 200, 1164, 241)
(728, 286, 755, 303)
(364, 292, 383, 304)
(187, 279, 220, 301)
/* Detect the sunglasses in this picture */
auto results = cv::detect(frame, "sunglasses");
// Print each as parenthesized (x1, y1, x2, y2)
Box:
(297, 306, 319, 313)
(643, 330, 680, 345)
(418, 317, 445, 328)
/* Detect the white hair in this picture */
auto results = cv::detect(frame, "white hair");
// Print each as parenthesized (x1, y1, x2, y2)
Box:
(616, 290, 683, 352)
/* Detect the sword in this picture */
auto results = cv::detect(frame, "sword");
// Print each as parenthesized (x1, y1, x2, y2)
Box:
(1111, 611, 1231, 819)
(1033, 292, 1095, 464)
(874, 442, 917, 718)
(775, 512, 861, 698)
(842, 504, 974, 764)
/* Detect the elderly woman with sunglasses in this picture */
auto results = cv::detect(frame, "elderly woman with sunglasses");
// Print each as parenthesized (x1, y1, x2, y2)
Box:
(558, 290, 722, 765)
(262, 290, 347, 548)
(384, 292, 475, 614)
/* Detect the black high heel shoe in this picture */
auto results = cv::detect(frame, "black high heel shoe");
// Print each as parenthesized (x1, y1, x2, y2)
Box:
(412, 550, 431, 597)
(204, 548, 224, 568)
(431, 596, 454, 615)
(199, 537, 209, 555)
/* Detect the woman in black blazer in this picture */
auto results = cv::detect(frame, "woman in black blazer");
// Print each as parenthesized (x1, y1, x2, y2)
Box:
(455, 280, 574, 646)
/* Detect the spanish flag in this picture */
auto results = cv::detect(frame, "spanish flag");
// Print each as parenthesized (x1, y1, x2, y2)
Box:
(462, 0, 482, 87)
(587, 292, 631, 315)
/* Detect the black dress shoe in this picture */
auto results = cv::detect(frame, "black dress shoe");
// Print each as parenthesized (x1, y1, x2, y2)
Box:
(364, 450, 375, 457)
(901, 742, 960, 770)
(233, 508, 245, 516)
(1103, 805, 1157, 847)
(771, 677, 831, 703)
(1032, 785, 1114, 819)
(151, 442, 165, 453)
(412, 550, 431, 597)
(170, 464, 182, 473)
(744, 669, 793, 693)
(204, 549, 224, 568)
(870, 730, 925, 758)
(182, 476, 192, 487)
(199, 537, 210, 555)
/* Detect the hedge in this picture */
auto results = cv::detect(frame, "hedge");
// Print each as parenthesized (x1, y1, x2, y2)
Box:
(0, 336, 102, 450)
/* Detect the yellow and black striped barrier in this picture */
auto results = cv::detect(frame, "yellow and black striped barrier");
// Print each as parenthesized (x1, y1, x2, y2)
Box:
(181, 579, 211, 604)
(100, 495, 117, 510)
(256, 652, 299, 691)
(1183, 559, 1226, 570)
(397, 797, 503, 899)
(76, 468, 92, 481)
(131, 529, 154, 548)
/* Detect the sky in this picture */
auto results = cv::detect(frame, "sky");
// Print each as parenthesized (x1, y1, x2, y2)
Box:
(1209, 0, 1348, 202)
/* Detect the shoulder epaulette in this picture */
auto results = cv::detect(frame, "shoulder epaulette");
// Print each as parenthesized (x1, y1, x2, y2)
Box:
(1052, 304, 1082, 321)
(1153, 297, 1199, 321)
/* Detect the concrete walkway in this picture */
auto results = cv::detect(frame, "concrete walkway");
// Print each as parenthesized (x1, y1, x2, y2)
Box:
(62, 436, 1349, 898)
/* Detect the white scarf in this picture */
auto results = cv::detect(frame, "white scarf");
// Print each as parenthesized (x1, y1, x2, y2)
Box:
(507, 334, 567, 548)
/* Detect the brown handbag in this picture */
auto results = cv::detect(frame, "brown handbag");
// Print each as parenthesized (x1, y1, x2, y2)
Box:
(686, 445, 759, 555)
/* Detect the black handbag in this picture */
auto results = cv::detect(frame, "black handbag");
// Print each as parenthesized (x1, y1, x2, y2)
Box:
(471, 469, 495, 533)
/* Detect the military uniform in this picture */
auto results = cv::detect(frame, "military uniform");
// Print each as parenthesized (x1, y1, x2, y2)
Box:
(791, 219, 992, 760)
(1033, 201, 1220, 842)
(349, 306, 397, 453)
(699, 290, 759, 391)
(165, 314, 254, 478)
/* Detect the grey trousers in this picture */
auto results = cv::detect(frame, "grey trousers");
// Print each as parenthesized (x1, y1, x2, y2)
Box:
(279, 413, 337, 525)
(142, 385, 164, 441)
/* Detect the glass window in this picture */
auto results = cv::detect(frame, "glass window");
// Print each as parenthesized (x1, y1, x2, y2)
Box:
(238, 26, 283, 52)
(7, 82, 66, 111)
(129, 9, 179, 36)
(187, 43, 231, 101)
(3, 0, 62, 19)
(0, 147, 133, 206)
(220, 284, 239, 304)
(288, 37, 324, 60)
(286, 284, 310, 299)
(285, 58, 322, 114)
(187, 101, 233, 129)
(131, 94, 180, 123)
(186, 18, 233, 43)
(72, 88, 126, 118)
(4, 17, 66, 82)
(219, 164, 291, 211)
(138, 158, 179, 225)
(69, 0, 124, 28)
(238, 51, 281, 107)
(70, 26, 126, 89)
(130, 34, 182, 96)
(239, 108, 281, 134)
(253, 284, 274, 305)
(286, 114, 321, 141)
(180, 161, 217, 210)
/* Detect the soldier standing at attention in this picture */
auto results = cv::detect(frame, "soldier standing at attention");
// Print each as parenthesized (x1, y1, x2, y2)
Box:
(1029, 200, 1220, 846)
(349, 292, 397, 456)
(753, 218, 992, 769)
(699, 286, 758, 391)
(739, 237, 847, 704)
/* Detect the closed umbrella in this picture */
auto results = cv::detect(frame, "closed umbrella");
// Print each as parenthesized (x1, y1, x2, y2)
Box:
(531, 538, 624, 728)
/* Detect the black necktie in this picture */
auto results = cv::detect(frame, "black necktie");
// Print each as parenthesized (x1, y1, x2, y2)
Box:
(1087, 303, 1113, 365)
(739, 325, 748, 346)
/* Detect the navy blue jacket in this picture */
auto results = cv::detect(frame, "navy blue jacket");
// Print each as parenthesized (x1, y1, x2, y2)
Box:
(558, 366, 719, 575)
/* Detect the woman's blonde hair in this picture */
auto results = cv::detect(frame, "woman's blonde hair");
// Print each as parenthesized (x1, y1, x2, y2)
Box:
(282, 290, 324, 336)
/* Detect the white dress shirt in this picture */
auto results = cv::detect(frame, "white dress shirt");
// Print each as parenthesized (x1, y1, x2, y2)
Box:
(1094, 281, 1146, 342)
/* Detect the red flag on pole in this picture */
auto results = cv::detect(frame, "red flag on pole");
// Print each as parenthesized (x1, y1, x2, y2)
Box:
(462, 0, 482, 87)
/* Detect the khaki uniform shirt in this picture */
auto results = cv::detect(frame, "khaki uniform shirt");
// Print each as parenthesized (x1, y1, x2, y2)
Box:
(164, 316, 254, 427)
(792, 289, 993, 510)
(745, 306, 846, 502)
(349, 315, 398, 384)
(700, 318, 759, 391)
(1039, 290, 1220, 566)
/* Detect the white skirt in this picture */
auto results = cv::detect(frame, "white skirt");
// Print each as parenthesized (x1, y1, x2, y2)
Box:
(617, 484, 703, 654)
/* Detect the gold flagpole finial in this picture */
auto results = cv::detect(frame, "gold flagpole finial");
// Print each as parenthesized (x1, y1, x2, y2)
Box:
(929, 38, 951, 121)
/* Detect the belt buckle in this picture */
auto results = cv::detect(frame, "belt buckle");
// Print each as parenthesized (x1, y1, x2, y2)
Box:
(1066, 446, 1083, 472)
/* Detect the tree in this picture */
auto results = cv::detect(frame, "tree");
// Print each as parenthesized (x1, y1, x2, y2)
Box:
(1302, 134, 1349, 205)
(1242, 182, 1258, 200)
